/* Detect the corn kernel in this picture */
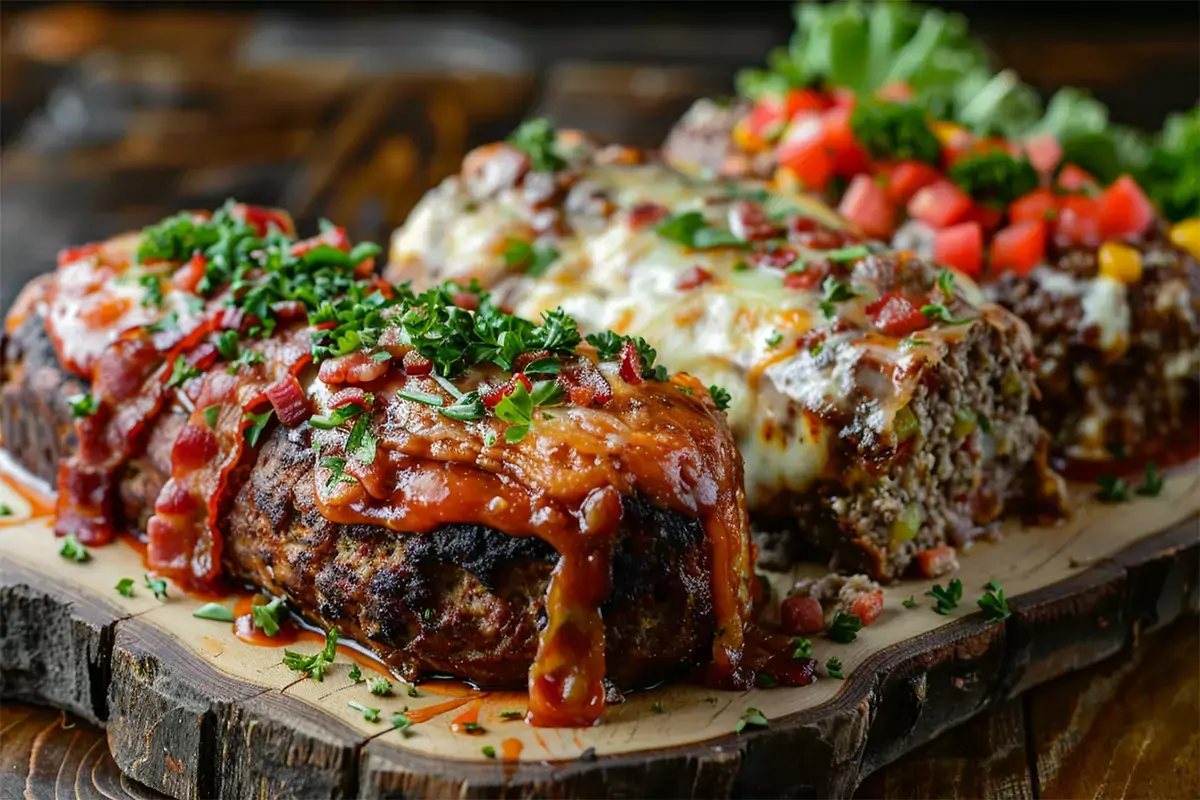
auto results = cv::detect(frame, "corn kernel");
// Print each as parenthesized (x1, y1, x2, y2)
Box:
(733, 118, 764, 153)
(1098, 242, 1143, 284)
(931, 121, 967, 147)
(1169, 218, 1200, 259)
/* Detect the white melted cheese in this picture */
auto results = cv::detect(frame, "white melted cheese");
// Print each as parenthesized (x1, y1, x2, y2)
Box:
(390, 160, 971, 506)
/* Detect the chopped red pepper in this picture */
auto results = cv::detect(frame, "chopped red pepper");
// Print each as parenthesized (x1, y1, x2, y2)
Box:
(990, 220, 1047, 275)
(932, 221, 984, 277)
(1009, 188, 1059, 225)
(618, 340, 645, 384)
(913, 545, 959, 578)
(172, 253, 208, 294)
(1098, 175, 1155, 240)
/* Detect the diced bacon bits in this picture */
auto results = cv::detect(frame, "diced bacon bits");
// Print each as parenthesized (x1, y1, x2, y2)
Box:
(752, 246, 800, 271)
(729, 200, 783, 241)
(627, 202, 669, 229)
(171, 423, 220, 472)
(558, 360, 613, 406)
(186, 342, 219, 372)
(317, 350, 390, 385)
(676, 266, 714, 291)
(401, 350, 433, 375)
(462, 143, 532, 200)
(618, 340, 645, 385)
(265, 374, 312, 427)
(780, 595, 825, 635)
(482, 373, 534, 408)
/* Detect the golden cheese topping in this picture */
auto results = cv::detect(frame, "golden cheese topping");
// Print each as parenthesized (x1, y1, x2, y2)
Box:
(388, 138, 1025, 508)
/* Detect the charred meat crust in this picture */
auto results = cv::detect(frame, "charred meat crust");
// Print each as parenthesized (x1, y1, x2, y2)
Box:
(2, 313, 716, 687)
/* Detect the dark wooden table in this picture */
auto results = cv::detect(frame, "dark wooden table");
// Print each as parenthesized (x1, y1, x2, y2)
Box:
(3, 618, 1195, 799)
(0, 5, 1197, 797)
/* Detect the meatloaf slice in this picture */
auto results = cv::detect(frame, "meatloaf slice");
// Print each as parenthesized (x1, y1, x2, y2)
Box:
(1, 312, 715, 688)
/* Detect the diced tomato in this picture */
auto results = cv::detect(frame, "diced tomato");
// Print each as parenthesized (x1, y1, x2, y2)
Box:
(232, 204, 295, 237)
(962, 204, 1005, 235)
(628, 202, 669, 230)
(783, 269, 823, 290)
(265, 374, 311, 427)
(290, 225, 351, 257)
(1098, 175, 1156, 240)
(481, 373, 534, 408)
(1009, 188, 1060, 225)
(751, 246, 799, 271)
(990, 220, 1047, 276)
(1055, 195, 1103, 248)
(1056, 164, 1098, 193)
(886, 160, 942, 205)
(776, 117, 834, 192)
(1022, 135, 1062, 176)
(821, 106, 871, 177)
(57, 242, 103, 268)
(743, 97, 789, 144)
(558, 360, 614, 407)
(935, 124, 977, 169)
(849, 588, 884, 626)
(866, 292, 929, 338)
(838, 174, 896, 239)
(780, 596, 825, 636)
(676, 266, 714, 291)
(932, 221, 984, 276)
(907, 181, 973, 229)
(618, 340, 645, 384)
(913, 545, 959, 578)
(876, 81, 914, 103)
(402, 350, 433, 375)
(171, 253, 207, 294)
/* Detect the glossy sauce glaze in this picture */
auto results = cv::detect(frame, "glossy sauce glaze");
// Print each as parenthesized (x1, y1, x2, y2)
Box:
(11, 203, 753, 728)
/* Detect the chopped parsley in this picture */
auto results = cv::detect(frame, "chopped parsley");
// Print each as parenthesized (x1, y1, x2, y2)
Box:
(709, 385, 732, 412)
(203, 405, 221, 429)
(243, 409, 274, 447)
(824, 245, 871, 262)
(1135, 462, 1164, 497)
(367, 677, 393, 696)
(320, 456, 358, 489)
(282, 627, 339, 680)
(949, 151, 1039, 208)
(346, 416, 378, 464)
(492, 379, 563, 444)
(166, 356, 202, 389)
(936, 269, 957, 298)
(791, 637, 813, 659)
(140, 274, 165, 307)
(482, 745, 497, 759)
(461, 722, 484, 734)
(252, 597, 286, 636)
(734, 707, 769, 734)
(394, 389, 443, 407)
(765, 331, 784, 347)
(850, 100, 941, 165)
(348, 664, 363, 683)
(501, 238, 560, 277)
(978, 580, 1011, 621)
(215, 330, 240, 360)
(392, 712, 414, 737)
(67, 393, 99, 419)
(827, 612, 862, 643)
(0, 504, 10, 516)
(826, 657, 844, 679)
(819, 277, 860, 319)
(144, 574, 169, 600)
(756, 673, 778, 688)
(348, 701, 381, 723)
(902, 596, 917, 609)
(927, 578, 963, 615)
(58, 534, 90, 563)
(309, 403, 367, 430)
(1096, 475, 1130, 503)
(655, 211, 747, 250)
(499, 710, 523, 720)
(920, 303, 971, 325)
(651, 702, 665, 714)
(226, 348, 264, 374)
(508, 117, 566, 172)
(115, 578, 135, 597)
(193, 602, 236, 622)
(901, 337, 931, 350)
(406, 683, 420, 698)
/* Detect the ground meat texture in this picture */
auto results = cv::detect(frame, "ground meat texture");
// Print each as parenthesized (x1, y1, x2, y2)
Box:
(1, 313, 717, 689)
(754, 317, 1064, 582)
(988, 234, 1200, 460)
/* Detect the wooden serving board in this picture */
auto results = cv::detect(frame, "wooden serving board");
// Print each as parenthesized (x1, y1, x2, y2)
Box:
(0, 463, 1197, 799)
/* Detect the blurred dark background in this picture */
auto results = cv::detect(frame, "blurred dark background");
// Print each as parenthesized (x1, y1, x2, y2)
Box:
(1, 1, 1197, 311)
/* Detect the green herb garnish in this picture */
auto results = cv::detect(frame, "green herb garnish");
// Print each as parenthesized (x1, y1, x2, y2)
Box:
(282, 627, 339, 680)
(502, 239, 560, 277)
(203, 405, 221, 429)
(367, 677, 393, 696)
(1096, 475, 1130, 503)
(508, 118, 566, 172)
(920, 303, 971, 325)
(252, 597, 286, 636)
(193, 602, 236, 622)
(346, 416, 378, 464)
(928, 578, 963, 615)
(67, 393, 98, 419)
(902, 596, 917, 609)
(827, 612, 862, 643)
(499, 710, 523, 720)
(58, 534, 90, 563)
(348, 701, 381, 722)
(166, 356, 202, 389)
(392, 712, 414, 737)
(819, 277, 860, 319)
(977, 580, 1011, 621)
(1135, 462, 1164, 497)
(243, 409, 274, 447)
(734, 707, 769, 734)
(482, 745, 497, 759)
(348, 664, 363, 683)
(140, 274, 165, 307)
(851, 99, 941, 164)
(791, 637, 813, 659)
(949, 151, 1039, 207)
(826, 657, 844, 679)
(708, 385, 732, 412)
(655, 211, 747, 251)
(115, 578, 135, 597)
(144, 574, 169, 600)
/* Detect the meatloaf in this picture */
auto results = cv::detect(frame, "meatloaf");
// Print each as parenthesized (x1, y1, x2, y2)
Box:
(0, 203, 754, 727)
(386, 128, 1066, 581)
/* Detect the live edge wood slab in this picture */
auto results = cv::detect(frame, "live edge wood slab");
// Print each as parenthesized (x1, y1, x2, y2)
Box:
(0, 466, 1196, 799)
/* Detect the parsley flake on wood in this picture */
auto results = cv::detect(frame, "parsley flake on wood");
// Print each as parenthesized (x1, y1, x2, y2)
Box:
(756, 673, 778, 688)
(927, 578, 963, 615)
(406, 683, 420, 698)
(902, 596, 917, 609)
(58, 534, 90, 563)
(734, 707, 769, 734)
(348, 701, 381, 723)
(827, 612, 862, 643)
(1096, 475, 1130, 502)
(791, 637, 813, 659)
(115, 578, 135, 597)
(348, 664, 363, 683)
(252, 597, 286, 636)
(482, 745, 497, 759)
(1135, 462, 1164, 497)
(367, 677, 393, 696)
(193, 602, 236, 622)
(499, 710, 523, 720)
(708, 385, 732, 412)
(977, 580, 1011, 621)
(826, 657, 845, 679)
(282, 627, 339, 681)
(67, 393, 98, 419)
(144, 574, 169, 600)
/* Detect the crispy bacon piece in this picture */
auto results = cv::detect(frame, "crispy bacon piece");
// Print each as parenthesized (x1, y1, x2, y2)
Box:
(618, 340, 644, 384)
(729, 200, 783, 241)
(328, 387, 372, 409)
(265, 374, 311, 427)
(482, 373, 534, 408)
(318, 350, 390, 385)
(627, 202, 669, 229)
(557, 359, 613, 406)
